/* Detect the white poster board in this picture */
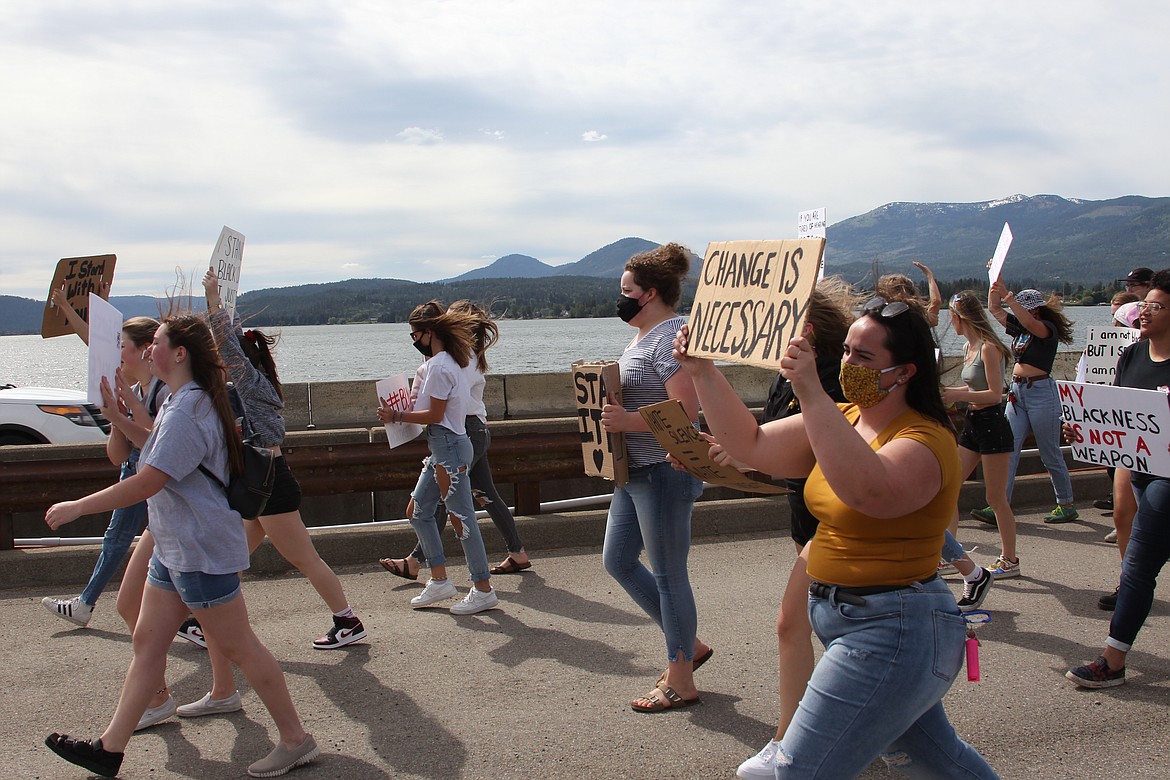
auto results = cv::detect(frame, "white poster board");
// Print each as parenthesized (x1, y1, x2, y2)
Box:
(1080, 327, 1140, 385)
(798, 208, 827, 281)
(987, 222, 1013, 284)
(86, 293, 123, 406)
(377, 373, 423, 448)
(210, 226, 246, 317)
(1058, 381, 1170, 477)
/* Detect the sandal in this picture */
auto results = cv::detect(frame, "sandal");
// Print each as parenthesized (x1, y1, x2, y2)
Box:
(658, 646, 714, 684)
(490, 556, 533, 575)
(379, 557, 417, 581)
(631, 682, 700, 713)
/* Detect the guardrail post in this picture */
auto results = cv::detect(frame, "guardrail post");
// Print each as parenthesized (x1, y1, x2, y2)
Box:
(0, 512, 13, 551)
(514, 482, 541, 516)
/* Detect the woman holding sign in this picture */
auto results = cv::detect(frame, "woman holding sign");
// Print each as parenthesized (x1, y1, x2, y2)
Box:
(675, 298, 997, 776)
(599, 243, 710, 713)
(43, 314, 317, 779)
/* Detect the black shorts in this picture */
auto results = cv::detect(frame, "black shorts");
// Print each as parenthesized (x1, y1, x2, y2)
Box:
(259, 455, 302, 516)
(958, 404, 1014, 455)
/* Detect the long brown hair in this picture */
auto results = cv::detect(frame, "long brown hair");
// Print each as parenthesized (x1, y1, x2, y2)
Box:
(237, 329, 283, 401)
(950, 291, 1011, 363)
(161, 314, 244, 476)
(449, 300, 499, 372)
(408, 300, 477, 368)
(806, 277, 861, 362)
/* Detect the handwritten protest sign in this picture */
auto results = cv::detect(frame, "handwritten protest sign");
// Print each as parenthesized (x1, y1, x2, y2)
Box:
(86, 294, 123, 406)
(687, 239, 824, 370)
(210, 226, 246, 317)
(41, 254, 117, 338)
(376, 373, 423, 448)
(1058, 381, 1170, 477)
(571, 360, 628, 485)
(798, 208, 827, 239)
(1079, 327, 1140, 384)
(639, 399, 787, 494)
(987, 222, 1013, 284)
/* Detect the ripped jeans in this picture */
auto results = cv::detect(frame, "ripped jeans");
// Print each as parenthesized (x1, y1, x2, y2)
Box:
(776, 578, 999, 778)
(409, 424, 491, 584)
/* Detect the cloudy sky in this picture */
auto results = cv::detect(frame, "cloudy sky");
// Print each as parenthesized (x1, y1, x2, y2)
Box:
(2, 2, 1166, 299)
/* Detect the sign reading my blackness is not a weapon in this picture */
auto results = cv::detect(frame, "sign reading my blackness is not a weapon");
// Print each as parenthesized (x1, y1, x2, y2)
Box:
(687, 239, 824, 370)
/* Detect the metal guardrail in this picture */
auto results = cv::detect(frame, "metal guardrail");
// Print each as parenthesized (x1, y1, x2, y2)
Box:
(0, 428, 589, 551)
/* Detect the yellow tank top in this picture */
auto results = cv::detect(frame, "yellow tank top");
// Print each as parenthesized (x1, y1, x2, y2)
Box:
(804, 404, 960, 587)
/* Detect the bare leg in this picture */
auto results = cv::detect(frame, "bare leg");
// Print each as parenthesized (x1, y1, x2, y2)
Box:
(982, 452, 1018, 561)
(775, 544, 814, 740)
(99, 582, 190, 752)
(113, 531, 169, 709)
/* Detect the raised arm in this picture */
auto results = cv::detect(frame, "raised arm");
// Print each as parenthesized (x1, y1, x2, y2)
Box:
(989, 278, 1050, 338)
(50, 287, 90, 345)
(913, 261, 942, 327)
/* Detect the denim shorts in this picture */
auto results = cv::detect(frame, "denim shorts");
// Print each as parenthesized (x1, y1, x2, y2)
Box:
(958, 404, 1014, 455)
(146, 554, 241, 609)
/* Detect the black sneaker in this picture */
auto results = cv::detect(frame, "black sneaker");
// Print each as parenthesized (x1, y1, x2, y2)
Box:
(312, 615, 367, 649)
(45, 733, 123, 777)
(1093, 497, 1114, 511)
(177, 616, 208, 648)
(1098, 585, 1120, 611)
(957, 568, 994, 612)
(1066, 656, 1126, 688)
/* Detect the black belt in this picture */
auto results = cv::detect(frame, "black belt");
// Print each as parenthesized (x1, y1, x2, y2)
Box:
(1011, 373, 1050, 387)
(808, 575, 939, 606)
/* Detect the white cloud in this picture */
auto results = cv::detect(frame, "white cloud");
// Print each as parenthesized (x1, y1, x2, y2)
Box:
(1, 1, 1169, 297)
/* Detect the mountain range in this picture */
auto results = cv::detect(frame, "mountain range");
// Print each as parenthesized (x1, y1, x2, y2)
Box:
(4, 194, 1168, 333)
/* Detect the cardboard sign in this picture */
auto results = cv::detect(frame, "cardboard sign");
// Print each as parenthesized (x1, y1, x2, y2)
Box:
(687, 239, 824, 370)
(987, 222, 1013, 284)
(376, 373, 424, 448)
(86, 294, 124, 406)
(41, 254, 117, 338)
(639, 399, 788, 494)
(1080, 327, 1140, 385)
(210, 226, 246, 317)
(1058, 381, 1170, 477)
(571, 360, 628, 485)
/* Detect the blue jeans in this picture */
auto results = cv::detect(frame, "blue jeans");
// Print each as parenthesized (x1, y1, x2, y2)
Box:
(409, 425, 491, 584)
(940, 530, 964, 563)
(602, 462, 704, 662)
(1108, 478, 1170, 651)
(777, 579, 998, 778)
(1005, 377, 1073, 505)
(81, 457, 148, 607)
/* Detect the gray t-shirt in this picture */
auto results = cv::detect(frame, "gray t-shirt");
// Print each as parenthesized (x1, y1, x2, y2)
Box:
(139, 381, 249, 575)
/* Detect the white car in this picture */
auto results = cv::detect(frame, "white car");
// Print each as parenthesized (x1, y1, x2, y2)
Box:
(0, 385, 111, 445)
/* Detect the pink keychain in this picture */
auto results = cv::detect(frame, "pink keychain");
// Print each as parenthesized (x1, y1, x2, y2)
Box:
(964, 611, 991, 682)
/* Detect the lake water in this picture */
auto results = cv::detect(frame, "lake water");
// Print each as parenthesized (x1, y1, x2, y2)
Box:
(0, 309, 1118, 390)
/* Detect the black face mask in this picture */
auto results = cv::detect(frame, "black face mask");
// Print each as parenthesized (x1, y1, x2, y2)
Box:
(617, 295, 644, 323)
(412, 334, 433, 357)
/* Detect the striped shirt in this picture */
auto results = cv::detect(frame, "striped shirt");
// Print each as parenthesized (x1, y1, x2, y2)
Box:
(619, 316, 688, 468)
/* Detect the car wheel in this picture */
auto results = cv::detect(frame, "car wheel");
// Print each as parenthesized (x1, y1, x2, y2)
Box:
(0, 432, 42, 445)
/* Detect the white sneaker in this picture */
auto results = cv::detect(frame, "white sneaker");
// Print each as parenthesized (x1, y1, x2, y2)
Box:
(177, 690, 243, 718)
(450, 586, 499, 615)
(135, 694, 177, 730)
(737, 739, 781, 779)
(410, 578, 458, 608)
(42, 596, 93, 627)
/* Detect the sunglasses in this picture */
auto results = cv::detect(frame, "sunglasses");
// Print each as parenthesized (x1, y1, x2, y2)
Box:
(863, 296, 910, 318)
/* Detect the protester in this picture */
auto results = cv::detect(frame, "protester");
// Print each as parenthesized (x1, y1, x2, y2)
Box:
(42, 298, 164, 629)
(1067, 269, 1170, 688)
(1118, 267, 1153, 300)
(377, 300, 499, 615)
(1095, 291, 1141, 530)
(43, 313, 317, 779)
(876, 260, 942, 327)
(676, 297, 997, 776)
(944, 291, 1020, 580)
(977, 281, 1077, 524)
(600, 243, 710, 713)
(379, 300, 532, 580)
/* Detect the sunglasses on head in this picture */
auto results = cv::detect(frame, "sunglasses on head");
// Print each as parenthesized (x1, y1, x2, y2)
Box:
(863, 296, 910, 318)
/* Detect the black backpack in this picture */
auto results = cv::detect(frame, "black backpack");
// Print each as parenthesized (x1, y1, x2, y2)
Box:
(198, 386, 275, 518)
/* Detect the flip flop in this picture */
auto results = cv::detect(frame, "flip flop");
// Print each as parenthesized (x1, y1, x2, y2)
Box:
(378, 558, 417, 581)
(489, 556, 533, 575)
(631, 682, 701, 713)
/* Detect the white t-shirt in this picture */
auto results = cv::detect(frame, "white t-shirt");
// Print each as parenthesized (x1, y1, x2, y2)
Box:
(462, 362, 487, 423)
(414, 351, 471, 435)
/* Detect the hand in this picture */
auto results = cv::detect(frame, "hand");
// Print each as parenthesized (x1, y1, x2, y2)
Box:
(50, 286, 68, 309)
(600, 396, 628, 433)
(703, 432, 750, 471)
(989, 278, 1009, 299)
(46, 501, 82, 530)
(941, 387, 961, 406)
(99, 376, 122, 418)
(672, 324, 715, 377)
(203, 267, 221, 306)
(779, 336, 820, 399)
(912, 260, 934, 278)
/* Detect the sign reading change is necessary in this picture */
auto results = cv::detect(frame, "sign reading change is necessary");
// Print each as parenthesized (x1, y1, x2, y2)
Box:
(687, 239, 824, 370)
